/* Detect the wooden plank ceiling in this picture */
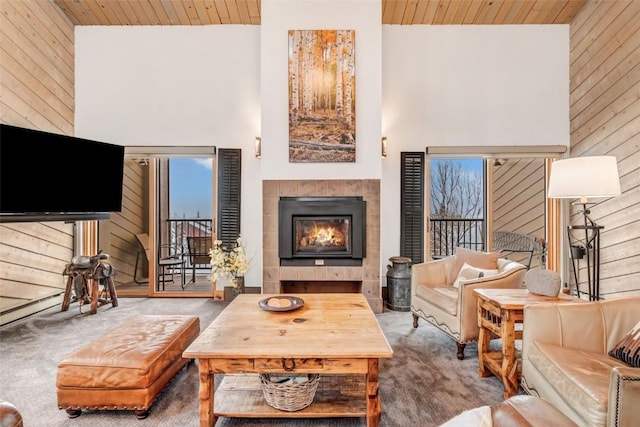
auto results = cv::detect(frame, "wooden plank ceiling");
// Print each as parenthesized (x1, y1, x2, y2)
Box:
(54, 1, 587, 26)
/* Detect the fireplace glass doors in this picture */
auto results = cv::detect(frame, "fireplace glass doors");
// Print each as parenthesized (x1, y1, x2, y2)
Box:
(294, 217, 351, 255)
(279, 197, 366, 266)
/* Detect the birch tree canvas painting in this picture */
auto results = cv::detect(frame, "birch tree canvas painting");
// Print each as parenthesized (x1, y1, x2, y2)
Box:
(288, 30, 356, 163)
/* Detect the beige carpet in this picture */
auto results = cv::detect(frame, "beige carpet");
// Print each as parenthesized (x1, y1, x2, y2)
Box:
(0, 296, 506, 426)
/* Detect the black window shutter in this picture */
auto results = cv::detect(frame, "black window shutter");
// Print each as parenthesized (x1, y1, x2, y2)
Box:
(400, 152, 424, 264)
(217, 148, 241, 249)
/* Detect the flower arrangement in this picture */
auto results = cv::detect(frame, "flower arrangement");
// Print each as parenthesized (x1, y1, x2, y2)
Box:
(209, 236, 250, 286)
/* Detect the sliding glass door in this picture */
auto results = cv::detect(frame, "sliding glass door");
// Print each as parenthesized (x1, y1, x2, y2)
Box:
(429, 157, 485, 258)
(158, 157, 214, 293)
(99, 148, 216, 297)
(422, 155, 549, 269)
(491, 157, 548, 269)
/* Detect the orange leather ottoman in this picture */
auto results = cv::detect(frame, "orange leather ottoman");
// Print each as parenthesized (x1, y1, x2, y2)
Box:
(56, 314, 200, 419)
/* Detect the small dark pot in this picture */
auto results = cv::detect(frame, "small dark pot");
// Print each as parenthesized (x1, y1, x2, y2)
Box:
(571, 245, 586, 259)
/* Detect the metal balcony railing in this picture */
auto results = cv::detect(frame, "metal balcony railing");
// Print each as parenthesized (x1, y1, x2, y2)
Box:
(430, 218, 485, 259)
(166, 218, 213, 272)
(165, 218, 485, 265)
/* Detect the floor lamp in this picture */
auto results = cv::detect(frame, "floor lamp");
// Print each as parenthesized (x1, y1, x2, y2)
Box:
(547, 156, 621, 301)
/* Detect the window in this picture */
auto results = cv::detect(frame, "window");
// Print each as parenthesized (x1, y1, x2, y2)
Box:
(430, 157, 485, 257)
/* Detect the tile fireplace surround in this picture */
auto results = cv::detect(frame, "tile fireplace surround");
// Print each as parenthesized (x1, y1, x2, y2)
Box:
(263, 179, 382, 313)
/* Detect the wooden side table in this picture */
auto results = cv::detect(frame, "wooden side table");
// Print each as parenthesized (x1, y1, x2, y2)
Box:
(473, 288, 579, 399)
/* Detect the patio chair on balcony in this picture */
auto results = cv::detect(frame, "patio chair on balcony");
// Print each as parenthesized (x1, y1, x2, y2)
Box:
(492, 230, 536, 269)
(134, 233, 185, 290)
(186, 236, 212, 287)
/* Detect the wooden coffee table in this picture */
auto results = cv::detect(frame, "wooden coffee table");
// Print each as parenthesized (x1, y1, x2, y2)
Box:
(473, 288, 579, 398)
(183, 293, 393, 427)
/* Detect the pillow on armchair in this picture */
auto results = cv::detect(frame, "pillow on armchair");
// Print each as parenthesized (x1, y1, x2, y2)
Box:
(452, 262, 499, 288)
(448, 247, 500, 284)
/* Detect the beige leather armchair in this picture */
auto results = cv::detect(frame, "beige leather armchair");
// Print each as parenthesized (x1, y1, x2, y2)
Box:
(410, 255, 526, 360)
(521, 297, 640, 427)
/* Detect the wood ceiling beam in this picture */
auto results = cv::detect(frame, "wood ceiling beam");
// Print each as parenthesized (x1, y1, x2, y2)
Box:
(50, 1, 588, 26)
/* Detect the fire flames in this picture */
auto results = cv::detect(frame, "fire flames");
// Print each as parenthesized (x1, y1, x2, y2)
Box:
(298, 223, 345, 248)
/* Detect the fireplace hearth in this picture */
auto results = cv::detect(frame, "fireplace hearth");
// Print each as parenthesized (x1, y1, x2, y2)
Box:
(279, 197, 366, 266)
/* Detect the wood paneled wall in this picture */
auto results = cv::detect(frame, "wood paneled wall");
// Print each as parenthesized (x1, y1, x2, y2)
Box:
(0, 1, 74, 132)
(569, 1, 640, 298)
(0, 1, 75, 324)
(492, 158, 546, 269)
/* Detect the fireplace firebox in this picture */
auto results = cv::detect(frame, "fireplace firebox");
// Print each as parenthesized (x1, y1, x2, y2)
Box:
(279, 197, 366, 266)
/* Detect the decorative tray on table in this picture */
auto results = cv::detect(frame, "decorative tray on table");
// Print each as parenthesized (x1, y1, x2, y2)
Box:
(258, 296, 304, 312)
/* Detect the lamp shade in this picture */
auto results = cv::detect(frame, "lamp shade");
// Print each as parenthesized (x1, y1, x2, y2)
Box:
(548, 156, 621, 203)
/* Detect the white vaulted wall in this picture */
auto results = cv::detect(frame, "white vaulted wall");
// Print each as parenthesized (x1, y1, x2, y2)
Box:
(75, 25, 263, 286)
(381, 24, 568, 276)
(74, 2, 569, 291)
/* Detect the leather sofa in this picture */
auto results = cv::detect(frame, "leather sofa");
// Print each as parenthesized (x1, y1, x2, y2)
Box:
(440, 395, 577, 426)
(521, 297, 640, 427)
(0, 399, 23, 427)
(411, 252, 526, 359)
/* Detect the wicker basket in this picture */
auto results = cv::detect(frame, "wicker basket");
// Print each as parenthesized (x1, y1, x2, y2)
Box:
(259, 373, 320, 412)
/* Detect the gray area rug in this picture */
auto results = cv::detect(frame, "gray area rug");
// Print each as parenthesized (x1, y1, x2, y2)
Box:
(0, 297, 505, 426)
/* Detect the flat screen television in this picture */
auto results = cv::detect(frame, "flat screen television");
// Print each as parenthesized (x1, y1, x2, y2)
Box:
(0, 124, 125, 223)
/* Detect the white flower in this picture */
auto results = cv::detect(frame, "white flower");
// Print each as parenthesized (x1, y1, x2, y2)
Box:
(208, 237, 250, 285)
